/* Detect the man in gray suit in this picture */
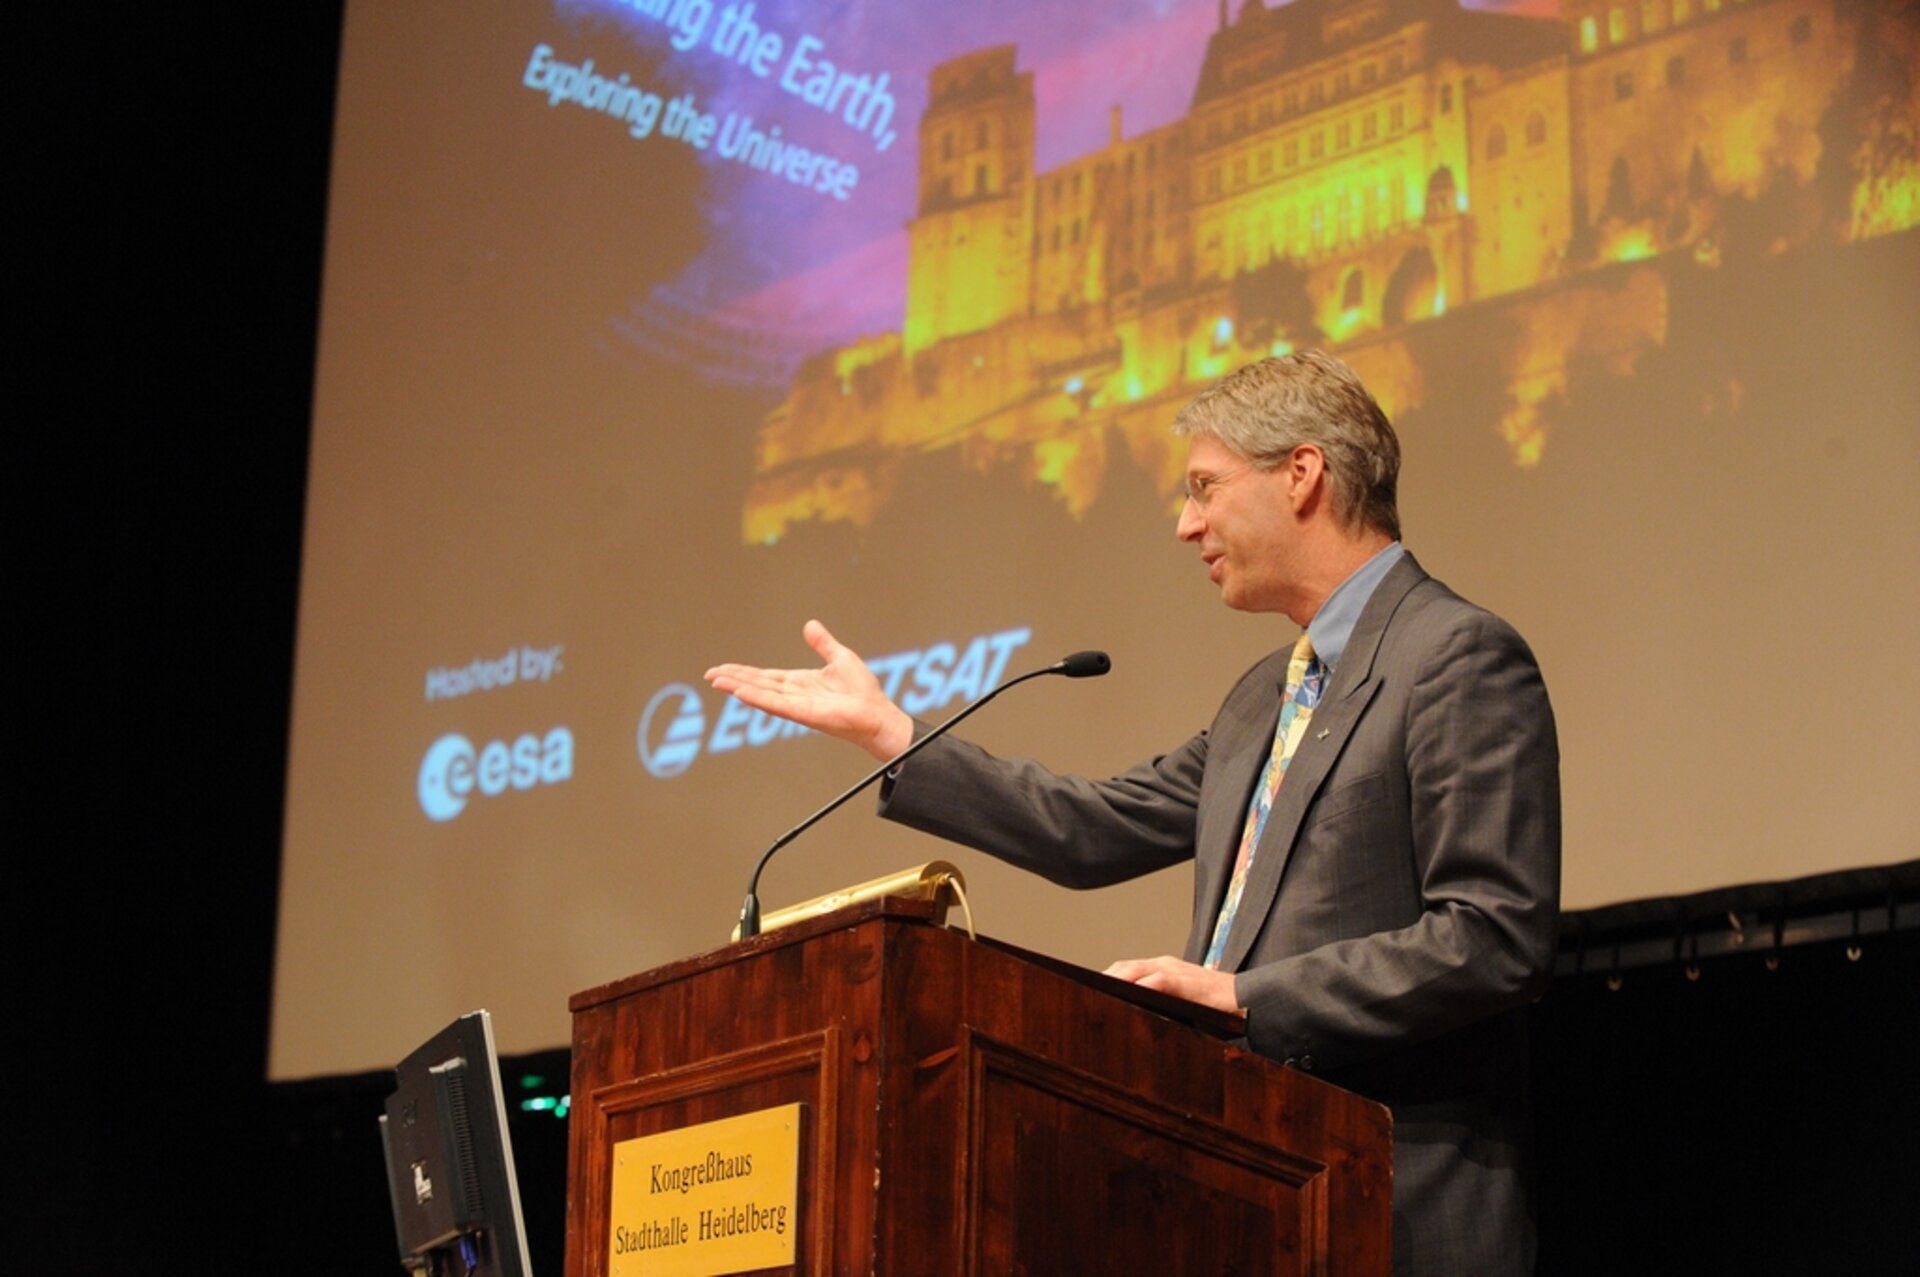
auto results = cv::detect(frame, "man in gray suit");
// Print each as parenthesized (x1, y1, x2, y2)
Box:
(707, 350, 1561, 1274)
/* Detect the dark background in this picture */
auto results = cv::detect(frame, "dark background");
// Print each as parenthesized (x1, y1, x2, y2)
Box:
(21, 5, 1912, 1273)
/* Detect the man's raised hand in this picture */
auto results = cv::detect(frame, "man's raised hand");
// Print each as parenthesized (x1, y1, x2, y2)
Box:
(705, 620, 915, 761)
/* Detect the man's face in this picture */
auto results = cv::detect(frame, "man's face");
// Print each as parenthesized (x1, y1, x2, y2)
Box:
(1176, 434, 1299, 615)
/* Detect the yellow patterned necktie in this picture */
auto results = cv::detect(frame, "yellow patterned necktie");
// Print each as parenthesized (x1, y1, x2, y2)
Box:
(1204, 633, 1323, 969)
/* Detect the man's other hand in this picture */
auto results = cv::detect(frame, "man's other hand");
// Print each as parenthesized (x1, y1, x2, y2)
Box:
(1102, 955, 1245, 1015)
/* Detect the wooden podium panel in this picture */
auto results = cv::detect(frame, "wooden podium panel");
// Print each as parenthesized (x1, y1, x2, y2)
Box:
(968, 1039, 1327, 1276)
(566, 899, 1390, 1276)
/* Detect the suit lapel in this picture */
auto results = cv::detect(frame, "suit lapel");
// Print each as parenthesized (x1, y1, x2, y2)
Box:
(1214, 554, 1429, 971)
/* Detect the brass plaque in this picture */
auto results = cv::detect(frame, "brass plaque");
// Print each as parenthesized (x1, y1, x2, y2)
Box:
(608, 1103, 802, 1276)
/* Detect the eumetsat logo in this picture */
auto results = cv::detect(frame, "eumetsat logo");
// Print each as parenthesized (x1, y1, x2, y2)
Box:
(636, 684, 705, 779)
(637, 627, 1031, 779)
(418, 727, 575, 821)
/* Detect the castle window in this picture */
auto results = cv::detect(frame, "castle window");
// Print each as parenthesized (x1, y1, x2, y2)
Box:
(1343, 268, 1366, 309)
(1285, 139, 1299, 167)
(1234, 156, 1248, 186)
(1672, 0, 1691, 23)
(1337, 72, 1351, 96)
(1526, 112, 1547, 146)
(1337, 121, 1351, 150)
(1390, 103, 1404, 132)
(1146, 192, 1157, 216)
(1258, 149, 1273, 176)
(1667, 55, 1686, 86)
(975, 165, 988, 194)
(1615, 70, 1636, 101)
(1487, 124, 1508, 160)
(1790, 15, 1812, 44)
(1688, 147, 1713, 198)
(1440, 84, 1453, 113)
(1728, 36, 1747, 64)
(1072, 219, 1082, 244)
(1641, 0, 1663, 34)
(1285, 90, 1300, 114)
(1310, 132, 1325, 159)
(1364, 113, 1377, 141)
(1362, 63, 1378, 87)
(1605, 155, 1632, 215)
(1580, 16, 1599, 53)
(1608, 6, 1628, 45)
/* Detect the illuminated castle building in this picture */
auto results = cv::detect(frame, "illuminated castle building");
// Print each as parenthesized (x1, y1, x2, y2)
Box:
(745, 0, 1897, 543)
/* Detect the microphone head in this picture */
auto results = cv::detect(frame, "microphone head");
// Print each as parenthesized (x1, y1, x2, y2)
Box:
(1058, 650, 1112, 678)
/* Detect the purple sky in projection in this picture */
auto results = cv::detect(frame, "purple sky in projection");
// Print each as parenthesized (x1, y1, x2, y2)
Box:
(563, 0, 1563, 351)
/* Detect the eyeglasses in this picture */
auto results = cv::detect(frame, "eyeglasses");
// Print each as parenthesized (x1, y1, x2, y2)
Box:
(1183, 463, 1253, 509)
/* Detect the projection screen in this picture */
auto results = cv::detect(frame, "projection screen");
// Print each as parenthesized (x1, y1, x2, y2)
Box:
(272, 0, 1920, 1078)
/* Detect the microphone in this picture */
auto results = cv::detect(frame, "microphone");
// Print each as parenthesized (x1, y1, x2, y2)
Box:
(1057, 650, 1112, 679)
(736, 650, 1112, 939)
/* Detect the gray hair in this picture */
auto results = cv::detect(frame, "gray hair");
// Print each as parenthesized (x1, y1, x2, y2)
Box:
(1171, 349, 1402, 540)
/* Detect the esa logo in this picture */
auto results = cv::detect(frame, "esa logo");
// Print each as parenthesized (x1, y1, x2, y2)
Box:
(417, 727, 574, 822)
(637, 627, 1032, 780)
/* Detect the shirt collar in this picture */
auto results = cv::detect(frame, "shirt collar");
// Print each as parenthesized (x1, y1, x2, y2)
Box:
(1305, 541, 1404, 672)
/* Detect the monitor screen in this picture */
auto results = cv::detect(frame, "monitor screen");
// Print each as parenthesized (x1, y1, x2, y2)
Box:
(380, 1011, 534, 1277)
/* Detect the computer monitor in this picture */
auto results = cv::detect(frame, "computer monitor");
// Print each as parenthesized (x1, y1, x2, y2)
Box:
(379, 1010, 533, 1276)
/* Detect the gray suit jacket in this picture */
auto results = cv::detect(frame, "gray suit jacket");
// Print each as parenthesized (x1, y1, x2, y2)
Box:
(879, 554, 1561, 1274)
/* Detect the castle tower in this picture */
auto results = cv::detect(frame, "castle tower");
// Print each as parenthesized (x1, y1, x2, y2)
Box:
(904, 46, 1036, 354)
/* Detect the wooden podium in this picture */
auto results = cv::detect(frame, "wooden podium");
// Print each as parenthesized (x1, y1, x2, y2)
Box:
(565, 899, 1391, 1276)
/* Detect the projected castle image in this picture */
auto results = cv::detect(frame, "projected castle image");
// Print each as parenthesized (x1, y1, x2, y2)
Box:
(742, 0, 1914, 544)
